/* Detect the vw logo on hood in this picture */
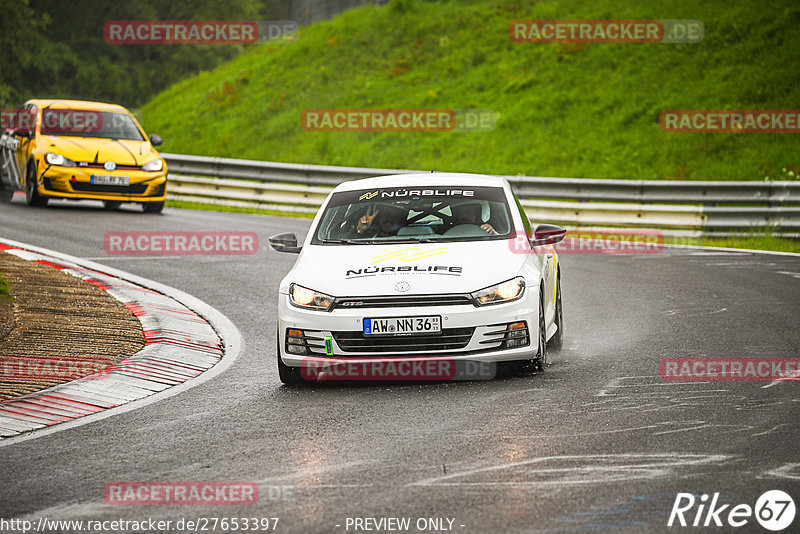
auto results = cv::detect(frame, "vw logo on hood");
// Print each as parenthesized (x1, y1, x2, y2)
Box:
(104, 160, 116, 172)
(394, 281, 411, 292)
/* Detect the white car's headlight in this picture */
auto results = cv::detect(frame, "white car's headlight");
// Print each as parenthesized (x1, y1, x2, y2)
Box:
(289, 283, 335, 311)
(141, 158, 163, 172)
(471, 276, 525, 306)
(45, 153, 76, 167)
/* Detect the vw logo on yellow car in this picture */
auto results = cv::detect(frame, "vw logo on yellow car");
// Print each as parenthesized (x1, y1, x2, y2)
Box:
(104, 160, 116, 172)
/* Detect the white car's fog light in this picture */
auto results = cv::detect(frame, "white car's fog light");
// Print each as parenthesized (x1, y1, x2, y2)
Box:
(504, 321, 529, 348)
(286, 328, 308, 355)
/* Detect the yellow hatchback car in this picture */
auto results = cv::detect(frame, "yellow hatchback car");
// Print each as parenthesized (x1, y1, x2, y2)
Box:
(0, 99, 167, 212)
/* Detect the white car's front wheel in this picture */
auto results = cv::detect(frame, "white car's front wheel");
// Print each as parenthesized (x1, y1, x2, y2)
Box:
(533, 286, 547, 372)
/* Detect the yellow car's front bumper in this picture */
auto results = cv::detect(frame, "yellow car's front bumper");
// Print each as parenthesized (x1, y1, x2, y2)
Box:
(37, 165, 167, 203)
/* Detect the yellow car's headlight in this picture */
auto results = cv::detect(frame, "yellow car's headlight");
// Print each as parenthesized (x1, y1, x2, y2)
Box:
(142, 159, 164, 172)
(45, 153, 76, 167)
(289, 284, 334, 311)
(471, 276, 525, 306)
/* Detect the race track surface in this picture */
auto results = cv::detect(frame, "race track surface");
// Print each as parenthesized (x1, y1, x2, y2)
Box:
(1, 197, 798, 533)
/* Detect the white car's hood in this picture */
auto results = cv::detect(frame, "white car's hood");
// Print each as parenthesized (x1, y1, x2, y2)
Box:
(292, 240, 526, 296)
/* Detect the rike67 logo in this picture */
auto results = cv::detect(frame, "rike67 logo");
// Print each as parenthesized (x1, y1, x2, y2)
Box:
(668, 490, 795, 531)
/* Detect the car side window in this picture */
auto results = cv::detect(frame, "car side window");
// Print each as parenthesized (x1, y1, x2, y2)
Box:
(12, 105, 35, 136)
(513, 191, 532, 239)
(28, 105, 38, 136)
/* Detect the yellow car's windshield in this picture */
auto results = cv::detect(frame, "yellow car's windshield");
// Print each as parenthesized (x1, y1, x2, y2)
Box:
(39, 109, 145, 141)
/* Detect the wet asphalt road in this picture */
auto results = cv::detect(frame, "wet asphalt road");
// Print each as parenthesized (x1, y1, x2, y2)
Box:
(0, 196, 798, 533)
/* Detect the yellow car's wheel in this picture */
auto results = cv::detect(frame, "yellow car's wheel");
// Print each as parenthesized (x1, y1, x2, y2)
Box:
(142, 201, 164, 214)
(25, 165, 48, 208)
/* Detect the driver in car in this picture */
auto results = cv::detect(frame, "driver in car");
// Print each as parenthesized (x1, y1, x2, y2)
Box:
(450, 201, 498, 235)
(355, 204, 408, 237)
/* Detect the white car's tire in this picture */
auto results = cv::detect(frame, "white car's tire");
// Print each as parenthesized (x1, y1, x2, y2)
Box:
(533, 285, 547, 372)
(548, 273, 564, 351)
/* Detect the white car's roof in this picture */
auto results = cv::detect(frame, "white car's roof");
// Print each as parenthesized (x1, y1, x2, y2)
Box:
(332, 172, 508, 192)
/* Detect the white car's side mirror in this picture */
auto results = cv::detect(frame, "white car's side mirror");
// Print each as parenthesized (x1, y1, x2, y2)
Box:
(269, 232, 302, 253)
(530, 224, 567, 247)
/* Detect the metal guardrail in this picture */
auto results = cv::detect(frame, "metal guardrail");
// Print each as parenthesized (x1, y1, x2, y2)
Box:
(163, 153, 800, 205)
(508, 177, 800, 206)
(1, 140, 795, 233)
(162, 153, 800, 234)
(162, 153, 417, 186)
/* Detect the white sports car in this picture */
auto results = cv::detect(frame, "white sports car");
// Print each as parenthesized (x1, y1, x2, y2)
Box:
(269, 173, 566, 385)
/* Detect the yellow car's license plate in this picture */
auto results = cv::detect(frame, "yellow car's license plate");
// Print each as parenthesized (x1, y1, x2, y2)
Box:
(91, 175, 129, 186)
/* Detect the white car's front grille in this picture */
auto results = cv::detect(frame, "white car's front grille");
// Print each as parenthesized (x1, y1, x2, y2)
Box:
(332, 328, 475, 353)
(331, 294, 474, 310)
(287, 323, 530, 358)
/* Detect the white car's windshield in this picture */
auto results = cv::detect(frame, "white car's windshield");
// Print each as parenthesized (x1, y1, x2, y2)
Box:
(313, 185, 513, 244)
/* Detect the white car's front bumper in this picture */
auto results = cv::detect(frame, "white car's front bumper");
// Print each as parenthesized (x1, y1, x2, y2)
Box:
(277, 287, 541, 367)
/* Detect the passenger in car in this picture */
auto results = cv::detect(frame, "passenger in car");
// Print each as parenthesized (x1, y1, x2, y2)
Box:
(448, 202, 498, 235)
(355, 203, 408, 238)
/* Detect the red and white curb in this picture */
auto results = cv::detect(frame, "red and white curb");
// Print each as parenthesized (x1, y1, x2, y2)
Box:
(0, 238, 240, 440)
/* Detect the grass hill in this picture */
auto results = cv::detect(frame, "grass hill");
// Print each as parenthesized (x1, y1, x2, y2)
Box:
(141, 0, 800, 180)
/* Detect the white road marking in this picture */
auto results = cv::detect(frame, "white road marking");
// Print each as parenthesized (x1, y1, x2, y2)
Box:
(663, 307, 727, 316)
(82, 255, 185, 260)
(503, 421, 723, 439)
(752, 424, 789, 437)
(651, 422, 711, 435)
(703, 262, 757, 266)
(764, 463, 800, 480)
(409, 453, 732, 488)
(687, 251, 747, 255)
